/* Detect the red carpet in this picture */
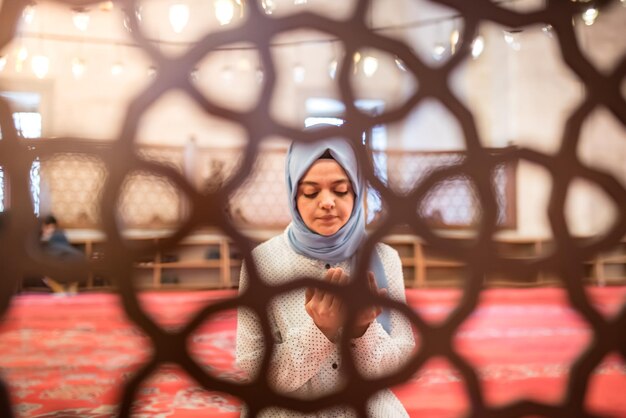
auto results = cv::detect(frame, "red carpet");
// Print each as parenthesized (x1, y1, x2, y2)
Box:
(0, 288, 624, 417)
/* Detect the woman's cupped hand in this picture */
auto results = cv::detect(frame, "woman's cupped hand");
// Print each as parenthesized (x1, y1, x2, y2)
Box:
(305, 268, 387, 341)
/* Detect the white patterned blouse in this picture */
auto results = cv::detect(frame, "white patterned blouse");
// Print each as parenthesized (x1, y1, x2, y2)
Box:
(236, 229, 416, 417)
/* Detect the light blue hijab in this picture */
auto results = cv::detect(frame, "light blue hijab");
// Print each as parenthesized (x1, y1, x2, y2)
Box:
(285, 136, 391, 333)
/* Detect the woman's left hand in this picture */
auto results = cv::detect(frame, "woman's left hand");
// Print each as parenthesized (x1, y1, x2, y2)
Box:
(305, 268, 349, 341)
(349, 272, 387, 338)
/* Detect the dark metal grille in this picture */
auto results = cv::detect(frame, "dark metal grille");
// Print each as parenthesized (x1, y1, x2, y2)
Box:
(0, 1, 625, 418)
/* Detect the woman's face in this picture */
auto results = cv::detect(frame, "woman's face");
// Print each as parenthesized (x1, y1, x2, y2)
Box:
(296, 159, 355, 236)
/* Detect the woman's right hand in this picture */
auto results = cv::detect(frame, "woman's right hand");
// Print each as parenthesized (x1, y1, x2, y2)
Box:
(305, 267, 348, 341)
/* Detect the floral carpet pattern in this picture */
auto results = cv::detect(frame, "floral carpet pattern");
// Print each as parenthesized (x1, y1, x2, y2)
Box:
(0, 288, 624, 417)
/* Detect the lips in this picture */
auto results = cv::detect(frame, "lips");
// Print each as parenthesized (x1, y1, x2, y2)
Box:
(318, 215, 337, 221)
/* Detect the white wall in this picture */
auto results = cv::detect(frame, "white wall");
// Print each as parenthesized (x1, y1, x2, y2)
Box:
(464, 5, 626, 237)
(1, 0, 624, 236)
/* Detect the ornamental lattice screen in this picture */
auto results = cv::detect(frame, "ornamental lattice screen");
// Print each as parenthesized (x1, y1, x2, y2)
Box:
(20, 146, 516, 229)
(0, 0, 625, 418)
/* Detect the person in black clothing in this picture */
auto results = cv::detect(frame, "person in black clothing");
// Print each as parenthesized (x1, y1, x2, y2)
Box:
(40, 215, 83, 294)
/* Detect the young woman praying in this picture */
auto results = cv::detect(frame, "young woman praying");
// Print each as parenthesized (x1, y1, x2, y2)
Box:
(236, 136, 415, 417)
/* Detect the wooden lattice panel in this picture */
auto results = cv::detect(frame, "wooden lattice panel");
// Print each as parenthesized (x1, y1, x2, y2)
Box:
(118, 170, 182, 228)
(0, 1, 624, 418)
(40, 153, 106, 227)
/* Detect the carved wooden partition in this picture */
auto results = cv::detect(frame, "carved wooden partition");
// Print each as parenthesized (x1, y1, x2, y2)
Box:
(0, 0, 625, 417)
(6, 146, 516, 229)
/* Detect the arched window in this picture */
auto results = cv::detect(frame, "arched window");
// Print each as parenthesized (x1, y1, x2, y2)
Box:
(0, 91, 43, 214)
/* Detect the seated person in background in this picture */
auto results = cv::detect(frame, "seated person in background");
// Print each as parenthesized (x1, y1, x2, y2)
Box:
(40, 215, 83, 295)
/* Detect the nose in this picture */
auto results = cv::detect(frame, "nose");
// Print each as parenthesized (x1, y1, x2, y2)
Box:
(319, 191, 335, 209)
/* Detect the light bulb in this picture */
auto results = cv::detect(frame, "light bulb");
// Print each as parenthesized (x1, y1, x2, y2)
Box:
(362, 55, 378, 77)
(352, 51, 361, 74)
(432, 43, 446, 61)
(111, 62, 124, 76)
(17, 45, 29, 61)
(328, 59, 338, 79)
(262, 0, 276, 15)
(0, 55, 7, 72)
(72, 8, 90, 32)
(541, 24, 554, 38)
(450, 29, 460, 54)
(471, 35, 484, 59)
(394, 56, 407, 72)
(169, 3, 190, 33)
(503, 29, 522, 51)
(15, 47, 26, 72)
(31, 55, 49, 79)
(99, 1, 114, 12)
(71, 57, 86, 78)
(215, 0, 235, 25)
(15, 46, 28, 73)
(23, 3, 36, 25)
(582, 7, 598, 25)
(15, 46, 29, 72)
(293, 63, 305, 83)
